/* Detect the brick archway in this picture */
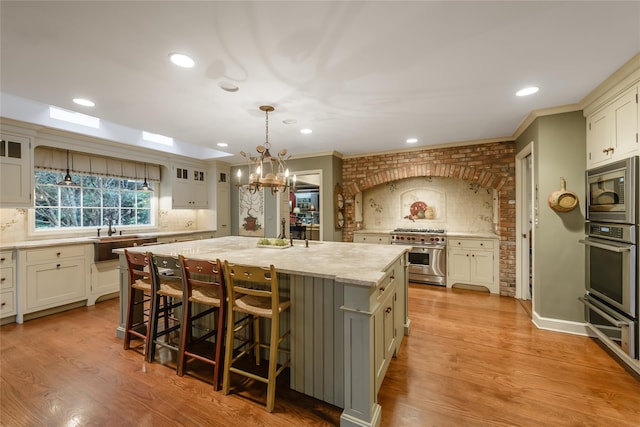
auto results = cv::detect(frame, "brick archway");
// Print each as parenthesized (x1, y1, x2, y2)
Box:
(344, 164, 509, 195)
(341, 142, 516, 296)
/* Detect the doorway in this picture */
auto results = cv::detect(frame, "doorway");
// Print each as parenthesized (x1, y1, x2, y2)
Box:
(516, 143, 534, 310)
(289, 170, 322, 241)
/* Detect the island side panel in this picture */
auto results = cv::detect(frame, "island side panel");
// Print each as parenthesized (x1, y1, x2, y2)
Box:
(290, 274, 344, 408)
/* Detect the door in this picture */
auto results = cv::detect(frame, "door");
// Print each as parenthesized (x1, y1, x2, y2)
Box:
(516, 143, 534, 303)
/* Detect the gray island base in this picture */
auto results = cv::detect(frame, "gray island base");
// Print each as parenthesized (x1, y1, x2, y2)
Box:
(115, 236, 409, 427)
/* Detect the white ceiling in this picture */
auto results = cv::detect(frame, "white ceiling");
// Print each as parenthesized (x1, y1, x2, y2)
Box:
(1, 1, 639, 164)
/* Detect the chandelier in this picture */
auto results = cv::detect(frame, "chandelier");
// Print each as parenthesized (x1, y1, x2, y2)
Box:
(236, 105, 295, 194)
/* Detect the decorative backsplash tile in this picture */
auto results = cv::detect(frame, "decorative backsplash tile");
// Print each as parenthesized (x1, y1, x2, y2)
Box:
(362, 177, 495, 232)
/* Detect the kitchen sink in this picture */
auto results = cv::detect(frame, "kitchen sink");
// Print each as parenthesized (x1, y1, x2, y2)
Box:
(93, 236, 158, 261)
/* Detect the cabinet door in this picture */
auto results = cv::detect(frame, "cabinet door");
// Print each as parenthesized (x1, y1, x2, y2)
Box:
(383, 292, 396, 362)
(587, 109, 612, 167)
(612, 87, 638, 160)
(448, 248, 471, 282)
(26, 260, 86, 311)
(89, 260, 119, 303)
(471, 250, 494, 285)
(172, 164, 208, 208)
(216, 183, 230, 235)
(0, 133, 31, 207)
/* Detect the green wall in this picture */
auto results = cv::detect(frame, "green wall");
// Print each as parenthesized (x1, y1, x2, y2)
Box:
(516, 111, 587, 322)
(230, 153, 343, 241)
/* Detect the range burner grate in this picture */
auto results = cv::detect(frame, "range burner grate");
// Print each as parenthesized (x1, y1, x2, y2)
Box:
(393, 228, 446, 233)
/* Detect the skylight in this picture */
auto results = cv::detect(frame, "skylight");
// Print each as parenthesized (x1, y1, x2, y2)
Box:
(49, 106, 100, 128)
(142, 131, 174, 146)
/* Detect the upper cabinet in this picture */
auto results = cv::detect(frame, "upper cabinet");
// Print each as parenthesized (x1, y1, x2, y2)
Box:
(170, 162, 208, 208)
(586, 84, 639, 168)
(0, 133, 32, 207)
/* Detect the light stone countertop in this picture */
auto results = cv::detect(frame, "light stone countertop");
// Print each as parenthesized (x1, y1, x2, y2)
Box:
(0, 229, 216, 251)
(116, 236, 408, 287)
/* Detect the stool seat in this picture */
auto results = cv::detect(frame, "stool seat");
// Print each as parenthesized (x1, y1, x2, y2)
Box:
(189, 285, 222, 306)
(235, 296, 290, 319)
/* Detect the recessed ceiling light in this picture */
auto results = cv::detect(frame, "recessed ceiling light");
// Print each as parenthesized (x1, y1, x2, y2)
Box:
(283, 119, 298, 125)
(217, 142, 228, 148)
(300, 128, 312, 134)
(73, 98, 95, 107)
(169, 53, 195, 68)
(406, 138, 418, 144)
(516, 86, 539, 97)
(218, 82, 238, 92)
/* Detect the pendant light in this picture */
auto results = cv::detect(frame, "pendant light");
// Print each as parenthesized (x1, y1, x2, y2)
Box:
(141, 163, 152, 191)
(57, 149, 79, 186)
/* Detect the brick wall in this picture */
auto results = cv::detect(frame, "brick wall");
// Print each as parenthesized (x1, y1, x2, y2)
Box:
(342, 141, 516, 296)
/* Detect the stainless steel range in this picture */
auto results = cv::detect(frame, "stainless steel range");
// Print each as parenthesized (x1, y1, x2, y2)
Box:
(391, 228, 446, 286)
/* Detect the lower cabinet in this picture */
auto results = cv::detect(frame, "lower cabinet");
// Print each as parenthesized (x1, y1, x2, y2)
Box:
(89, 259, 120, 305)
(18, 245, 91, 323)
(372, 258, 401, 394)
(1, 250, 17, 323)
(447, 238, 499, 294)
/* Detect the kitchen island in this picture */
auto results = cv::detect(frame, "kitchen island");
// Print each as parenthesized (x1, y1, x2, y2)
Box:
(115, 236, 409, 427)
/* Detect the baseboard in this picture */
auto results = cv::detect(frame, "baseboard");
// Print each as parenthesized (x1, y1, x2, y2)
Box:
(532, 311, 593, 337)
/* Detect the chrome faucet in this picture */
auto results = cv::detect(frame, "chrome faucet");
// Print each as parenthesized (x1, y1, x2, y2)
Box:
(107, 219, 116, 236)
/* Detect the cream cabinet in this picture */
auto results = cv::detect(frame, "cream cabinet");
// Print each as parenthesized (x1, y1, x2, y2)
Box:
(586, 85, 639, 168)
(0, 133, 32, 207)
(0, 250, 17, 322)
(89, 259, 120, 305)
(447, 238, 499, 294)
(353, 232, 391, 244)
(171, 162, 208, 208)
(372, 256, 401, 394)
(18, 244, 91, 323)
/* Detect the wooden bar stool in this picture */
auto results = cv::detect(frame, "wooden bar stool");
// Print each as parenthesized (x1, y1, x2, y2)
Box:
(177, 256, 227, 390)
(147, 254, 184, 365)
(222, 261, 290, 412)
(123, 249, 161, 358)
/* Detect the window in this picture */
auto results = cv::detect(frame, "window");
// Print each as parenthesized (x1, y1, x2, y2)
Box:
(34, 169, 154, 229)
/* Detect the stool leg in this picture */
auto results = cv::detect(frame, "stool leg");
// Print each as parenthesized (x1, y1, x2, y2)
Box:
(266, 316, 279, 413)
(222, 309, 235, 395)
(212, 304, 225, 391)
(254, 317, 260, 366)
(177, 298, 192, 377)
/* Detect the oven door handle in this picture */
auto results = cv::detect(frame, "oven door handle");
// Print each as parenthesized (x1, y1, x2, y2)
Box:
(578, 239, 631, 252)
(579, 296, 628, 327)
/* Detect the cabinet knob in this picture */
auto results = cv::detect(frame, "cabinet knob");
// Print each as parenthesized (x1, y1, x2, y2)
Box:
(0, 258, 5, 262)
(1, 302, 5, 307)
(480, 243, 483, 246)
(379, 286, 385, 293)
(56, 252, 61, 257)
(1, 278, 5, 282)
(457, 242, 461, 245)
(466, 254, 469, 257)
(56, 264, 61, 268)
(385, 306, 392, 314)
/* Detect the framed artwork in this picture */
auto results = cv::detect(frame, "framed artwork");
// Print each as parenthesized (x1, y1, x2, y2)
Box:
(239, 187, 264, 237)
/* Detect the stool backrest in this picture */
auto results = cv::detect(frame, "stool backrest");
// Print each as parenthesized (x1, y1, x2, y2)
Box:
(124, 249, 150, 284)
(179, 256, 226, 302)
(149, 253, 183, 288)
(223, 261, 279, 311)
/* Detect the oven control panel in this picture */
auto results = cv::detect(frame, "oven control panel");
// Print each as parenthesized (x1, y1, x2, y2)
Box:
(587, 222, 636, 244)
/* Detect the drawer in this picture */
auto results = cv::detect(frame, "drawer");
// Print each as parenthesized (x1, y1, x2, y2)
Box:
(0, 290, 15, 317)
(26, 245, 87, 264)
(0, 251, 14, 266)
(355, 234, 391, 244)
(0, 267, 14, 290)
(449, 239, 494, 249)
(376, 265, 398, 302)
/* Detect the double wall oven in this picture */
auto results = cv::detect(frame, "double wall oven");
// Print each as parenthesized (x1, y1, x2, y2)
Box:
(391, 229, 446, 286)
(580, 156, 639, 361)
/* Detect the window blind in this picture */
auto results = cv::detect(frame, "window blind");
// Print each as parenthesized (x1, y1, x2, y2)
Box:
(34, 146, 160, 180)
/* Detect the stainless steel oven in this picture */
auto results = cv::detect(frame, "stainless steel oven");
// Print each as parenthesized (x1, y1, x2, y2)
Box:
(586, 156, 638, 224)
(391, 229, 446, 286)
(580, 222, 637, 317)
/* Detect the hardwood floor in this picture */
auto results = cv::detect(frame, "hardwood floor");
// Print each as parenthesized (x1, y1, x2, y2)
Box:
(1, 284, 639, 426)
